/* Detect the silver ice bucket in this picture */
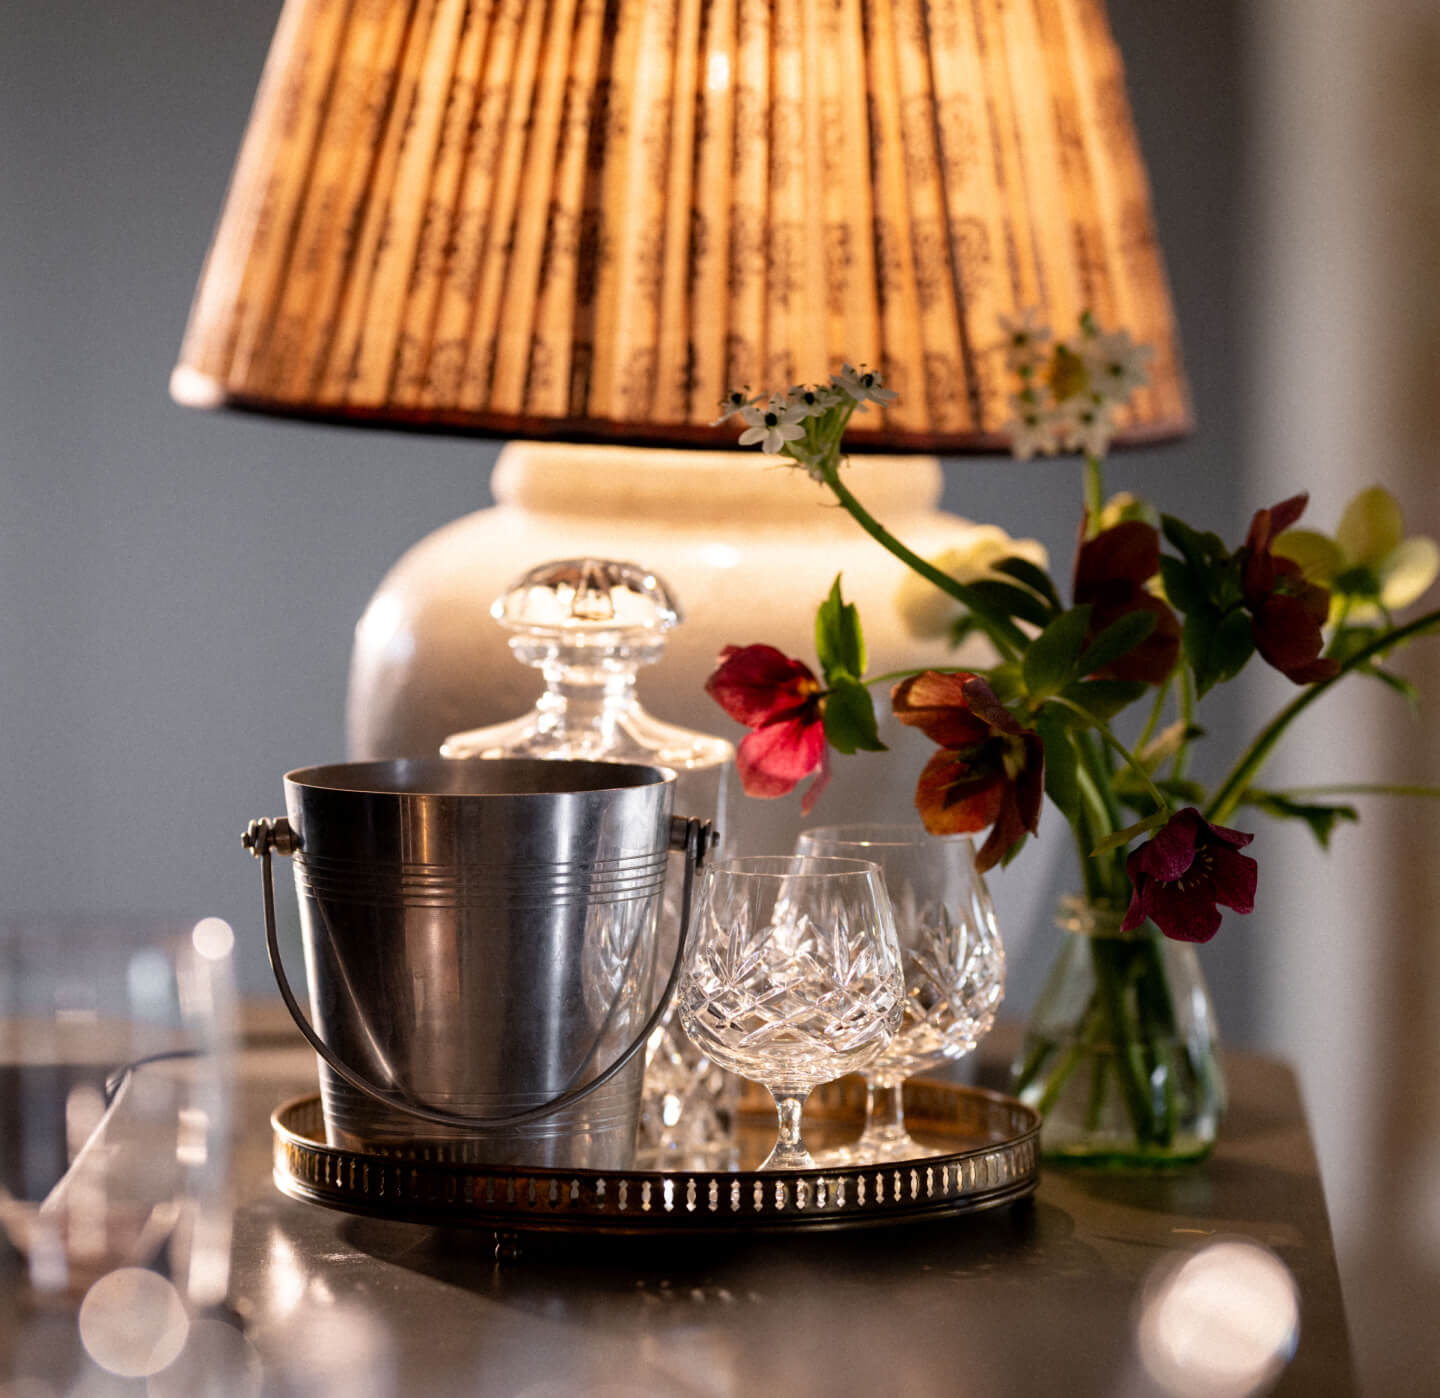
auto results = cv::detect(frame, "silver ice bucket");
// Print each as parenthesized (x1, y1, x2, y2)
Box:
(244, 758, 710, 1170)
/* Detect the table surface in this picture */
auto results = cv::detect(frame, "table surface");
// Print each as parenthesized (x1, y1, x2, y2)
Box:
(194, 1013, 1356, 1398)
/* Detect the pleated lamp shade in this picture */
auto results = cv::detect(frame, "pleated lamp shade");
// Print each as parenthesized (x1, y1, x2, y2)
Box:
(172, 0, 1190, 452)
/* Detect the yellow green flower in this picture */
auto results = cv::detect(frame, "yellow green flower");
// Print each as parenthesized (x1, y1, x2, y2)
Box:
(1274, 486, 1439, 623)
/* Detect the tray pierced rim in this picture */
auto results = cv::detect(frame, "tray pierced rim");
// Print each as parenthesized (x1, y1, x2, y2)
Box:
(271, 1080, 1040, 1236)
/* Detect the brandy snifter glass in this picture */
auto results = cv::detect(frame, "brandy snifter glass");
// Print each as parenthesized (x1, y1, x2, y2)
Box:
(676, 856, 904, 1170)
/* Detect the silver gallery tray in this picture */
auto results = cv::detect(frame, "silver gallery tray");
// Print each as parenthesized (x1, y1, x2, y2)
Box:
(271, 1078, 1040, 1236)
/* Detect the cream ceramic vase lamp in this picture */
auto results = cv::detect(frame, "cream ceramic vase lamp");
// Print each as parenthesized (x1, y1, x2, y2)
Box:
(171, 0, 1190, 857)
(345, 442, 986, 854)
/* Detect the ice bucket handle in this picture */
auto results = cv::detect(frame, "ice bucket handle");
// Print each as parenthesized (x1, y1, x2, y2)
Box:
(243, 814, 713, 1133)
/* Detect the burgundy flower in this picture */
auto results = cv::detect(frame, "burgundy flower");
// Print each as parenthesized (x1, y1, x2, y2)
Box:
(1073, 520, 1181, 685)
(1241, 494, 1341, 685)
(891, 671, 1044, 872)
(1122, 807, 1258, 943)
(705, 644, 830, 812)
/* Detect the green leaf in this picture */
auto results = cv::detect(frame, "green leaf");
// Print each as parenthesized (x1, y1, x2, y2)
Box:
(993, 556, 1063, 613)
(1161, 517, 1247, 612)
(1076, 610, 1158, 677)
(822, 677, 887, 755)
(1035, 711, 1080, 829)
(965, 578, 1056, 629)
(1023, 605, 1092, 700)
(814, 576, 866, 682)
(1250, 793, 1359, 850)
(1159, 555, 1207, 616)
(1091, 812, 1169, 857)
(1056, 678, 1148, 723)
(1161, 515, 1229, 573)
(1184, 607, 1255, 697)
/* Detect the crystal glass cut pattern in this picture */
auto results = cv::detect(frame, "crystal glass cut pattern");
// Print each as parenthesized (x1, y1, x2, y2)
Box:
(677, 856, 904, 1170)
(794, 826, 1005, 1162)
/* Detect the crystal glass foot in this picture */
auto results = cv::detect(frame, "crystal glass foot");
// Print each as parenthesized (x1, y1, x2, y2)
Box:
(794, 826, 1006, 1165)
(676, 856, 905, 1171)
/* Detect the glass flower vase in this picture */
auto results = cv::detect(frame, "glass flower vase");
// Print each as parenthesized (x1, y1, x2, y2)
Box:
(1011, 896, 1226, 1168)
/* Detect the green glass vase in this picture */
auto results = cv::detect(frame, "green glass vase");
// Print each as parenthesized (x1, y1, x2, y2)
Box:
(1012, 896, 1226, 1168)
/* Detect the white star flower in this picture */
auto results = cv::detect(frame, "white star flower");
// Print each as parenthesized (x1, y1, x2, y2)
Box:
(997, 308, 1054, 374)
(712, 387, 759, 425)
(1055, 392, 1116, 459)
(738, 395, 808, 455)
(1083, 329, 1153, 406)
(831, 363, 898, 407)
(1003, 389, 1063, 461)
(786, 383, 842, 419)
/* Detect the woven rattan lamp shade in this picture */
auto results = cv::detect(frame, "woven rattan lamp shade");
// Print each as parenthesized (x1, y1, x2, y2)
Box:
(172, 0, 1190, 452)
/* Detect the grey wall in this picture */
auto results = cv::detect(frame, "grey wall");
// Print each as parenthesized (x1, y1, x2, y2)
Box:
(0, 3, 1252, 1032)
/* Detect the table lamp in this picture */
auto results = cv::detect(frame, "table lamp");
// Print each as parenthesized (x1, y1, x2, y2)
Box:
(172, 0, 1189, 850)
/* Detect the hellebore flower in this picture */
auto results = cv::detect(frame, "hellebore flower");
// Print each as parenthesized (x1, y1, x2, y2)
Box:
(705, 644, 830, 812)
(891, 671, 1043, 872)
(1072, 520, 1181, 685)
(1274, 485, 1440, 624)
(1122, 807, 1258, 944)
(1241, 493, 1342, 685)
(894, 524, 1050, 640)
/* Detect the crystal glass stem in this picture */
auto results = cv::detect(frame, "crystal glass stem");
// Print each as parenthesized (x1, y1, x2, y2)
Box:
(761, 1090, 816, 1171)
(852, 1076, 920, 1158)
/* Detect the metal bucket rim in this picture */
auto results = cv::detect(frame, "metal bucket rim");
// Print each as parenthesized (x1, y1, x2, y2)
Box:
(284, 756, 677, 799)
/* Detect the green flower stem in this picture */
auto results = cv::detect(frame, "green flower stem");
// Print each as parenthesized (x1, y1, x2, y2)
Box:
(1033, 1040, 1087, 1118)
(1012, 1033, 1056, 1098)
(1174, 667, 1196, 781)
(1206, 606, 1440, 825)
(1044, 694, 1172, 816)
(1064, 727, 1167, 1148)
(1090, 936, 1158, 1144)
(1085, 1048, 1110, 1132)
(1071, 766, 1114, 903)
(1083, 454, 1105, 533)
(1134, 676, 1171, 759)
(819, 462, 1027, 662)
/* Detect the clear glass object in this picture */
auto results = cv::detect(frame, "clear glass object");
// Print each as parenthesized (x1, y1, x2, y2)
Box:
(441, 558, 738, 1168)
(0, 918, 237, 1309)
(1011, 896, 1226, 1167)
(794, 825, 1006, 1163)
(676, 856, 905, 1170)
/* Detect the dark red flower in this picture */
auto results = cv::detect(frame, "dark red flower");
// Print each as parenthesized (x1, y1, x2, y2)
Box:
(891, 671, 1044, 872)
(705, 644, 830, 812)
(1241, 494, 1341, 685)
(1122, 807, 1258, 943)
(1073, 520, 1181, 685)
